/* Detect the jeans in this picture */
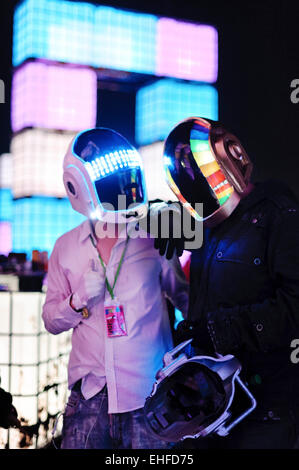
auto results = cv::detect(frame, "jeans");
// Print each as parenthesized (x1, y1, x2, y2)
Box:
(60, 385, 169, 449)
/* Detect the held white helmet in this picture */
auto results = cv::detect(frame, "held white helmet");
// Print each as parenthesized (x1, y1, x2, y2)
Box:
(63, 127, 148, 223)
(144, 340, 256, 443)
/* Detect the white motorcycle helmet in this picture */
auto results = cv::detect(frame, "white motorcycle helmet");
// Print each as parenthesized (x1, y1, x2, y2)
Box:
(144, 340, 256, 443)
(63, 127, 148, 223)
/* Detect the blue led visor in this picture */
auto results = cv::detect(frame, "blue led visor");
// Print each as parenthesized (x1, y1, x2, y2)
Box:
(73, 128, 146, 210)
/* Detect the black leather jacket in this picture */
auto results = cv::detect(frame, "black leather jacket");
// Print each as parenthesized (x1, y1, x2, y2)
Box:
(186, 180, 299, 411)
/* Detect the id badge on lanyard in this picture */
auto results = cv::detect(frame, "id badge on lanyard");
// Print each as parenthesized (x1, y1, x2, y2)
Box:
(104, 298, 127, 337)
(90, 233, 130, 339)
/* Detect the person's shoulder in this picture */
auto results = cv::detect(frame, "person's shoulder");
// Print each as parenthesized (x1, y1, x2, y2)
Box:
(258, 179, 299, 213)
(54, 219, 88, 251)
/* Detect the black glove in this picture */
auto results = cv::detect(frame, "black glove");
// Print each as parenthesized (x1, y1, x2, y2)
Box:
(0, 387, 20, 429)
(142, 201, 187, 260)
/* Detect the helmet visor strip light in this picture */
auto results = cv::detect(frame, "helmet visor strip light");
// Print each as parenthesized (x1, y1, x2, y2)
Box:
(164, 118, 235, 221)
(73, 135, 145, 211)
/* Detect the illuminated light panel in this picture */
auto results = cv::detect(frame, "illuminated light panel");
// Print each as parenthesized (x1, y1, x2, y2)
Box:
(93, 6, 157, 73)
(12, 196, 85, 258)
(139, 142, 177, 202)
(11, 61, 97, 133)
(0, 292, 71, 448)
(0, 154, 12, 188)
(135, 79, 218, 146)
(156, 18, 218, 82)
(11, 129, 76, 198)
(0, 189, 13, 221)
(13, 0, 95, 67)
(85, 149, 142, 181)
(0, 222, 12, 256)
(13, 0, 157, 74)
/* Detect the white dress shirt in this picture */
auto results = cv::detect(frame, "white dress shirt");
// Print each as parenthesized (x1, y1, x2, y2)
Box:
(42, 219, 189, 413)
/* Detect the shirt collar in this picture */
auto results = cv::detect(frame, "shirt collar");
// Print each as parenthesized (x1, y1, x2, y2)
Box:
(78, 219, 133, 247)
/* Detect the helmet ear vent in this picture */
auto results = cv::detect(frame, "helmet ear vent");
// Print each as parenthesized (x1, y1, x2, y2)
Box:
(67, 181, 76, 196)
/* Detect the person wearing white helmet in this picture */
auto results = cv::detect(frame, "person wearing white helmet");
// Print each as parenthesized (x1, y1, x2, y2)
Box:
(42, 127, 189, 449)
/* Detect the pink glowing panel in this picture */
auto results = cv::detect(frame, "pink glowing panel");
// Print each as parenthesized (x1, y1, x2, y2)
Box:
(0, 222, 12, 256)
(156, 19, 218, 83)
(11, 61, 97, 133)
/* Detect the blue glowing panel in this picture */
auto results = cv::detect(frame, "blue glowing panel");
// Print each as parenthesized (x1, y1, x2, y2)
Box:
(135, 79, 218, 146)
(93, 6, 157, 73)
(13, 0, 95, 67)
(13, 0, 157, 73)
(13, 197, 85, 257)
(0, 189, 13, 222)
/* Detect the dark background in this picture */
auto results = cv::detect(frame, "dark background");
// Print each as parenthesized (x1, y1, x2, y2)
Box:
(1, 0, 299, 196)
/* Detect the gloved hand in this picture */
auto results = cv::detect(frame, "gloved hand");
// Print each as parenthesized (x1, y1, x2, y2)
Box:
(141, 201, 185, 260)
(71, 259, 105, 310)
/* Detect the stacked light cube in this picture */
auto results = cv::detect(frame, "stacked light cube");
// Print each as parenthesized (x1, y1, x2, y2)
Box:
(135, 79, 218, 146)
(13, 197, 84, 258)
(0, 154, 13, 255)
(11, 129, 78, 198)
(11, 61, 97, 133)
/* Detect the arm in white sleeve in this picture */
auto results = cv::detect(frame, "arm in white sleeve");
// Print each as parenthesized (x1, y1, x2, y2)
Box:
(42, 239, 82, 335)
(160, 255, 189, 318)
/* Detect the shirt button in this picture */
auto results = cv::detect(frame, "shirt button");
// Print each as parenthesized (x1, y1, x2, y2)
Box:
(254, 257, 261, 265)
(256, 323, 263, 332)
(216, 251, 223, 259)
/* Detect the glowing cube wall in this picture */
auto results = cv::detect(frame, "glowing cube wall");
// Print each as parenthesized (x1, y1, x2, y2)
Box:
(11, 129, 76, 198)
(12, 197, 85, 257)
(0, 292, 71, 448)
(11, 61, 97, 133)
(139, 142, 177, 202)
(136, 79, 218, 146)
(13, 0, 218, 81)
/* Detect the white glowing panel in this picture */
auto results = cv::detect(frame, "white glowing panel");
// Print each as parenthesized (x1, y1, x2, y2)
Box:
(139, 142, 177, 202)
(0, 154, 12, 188)
(136, 79, 218, 146)
(11, 61, 97, 133)
(11, 129, 76, 198)
(0, 292, 71, 449)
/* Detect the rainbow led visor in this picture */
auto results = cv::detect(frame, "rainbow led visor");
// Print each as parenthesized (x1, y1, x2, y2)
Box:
(164, 117, 251, 226)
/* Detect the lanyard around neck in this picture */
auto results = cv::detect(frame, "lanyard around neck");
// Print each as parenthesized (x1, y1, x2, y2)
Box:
(89, 234, 130, 300)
